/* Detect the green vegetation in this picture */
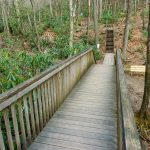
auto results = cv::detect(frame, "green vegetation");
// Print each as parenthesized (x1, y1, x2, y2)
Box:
(0, 2, 96, 94)
(0, 49, 55, 93)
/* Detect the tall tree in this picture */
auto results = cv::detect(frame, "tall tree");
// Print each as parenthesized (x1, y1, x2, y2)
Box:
(69, 0, 74, 49)
(87, 0, 91, 43)
(140, 3, 150, 119)
(122, 0, 131, 60)
(93, 0, 99, 49)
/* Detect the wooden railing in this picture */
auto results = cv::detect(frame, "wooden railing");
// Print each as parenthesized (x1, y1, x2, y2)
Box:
(0, 49, 95, 150)
(116, 49, 142, 150)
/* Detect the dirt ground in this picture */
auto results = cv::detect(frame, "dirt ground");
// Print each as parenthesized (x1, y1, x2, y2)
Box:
(126, 74, 144, 113)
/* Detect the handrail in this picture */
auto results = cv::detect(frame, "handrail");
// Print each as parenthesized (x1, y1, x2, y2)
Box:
(0, 48, 95, 150)
(0, 48, 92, 104)
(116, 49, 141, 150)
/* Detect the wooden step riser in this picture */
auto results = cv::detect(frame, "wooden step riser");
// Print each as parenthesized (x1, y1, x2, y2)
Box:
(106, 30, 114, 53)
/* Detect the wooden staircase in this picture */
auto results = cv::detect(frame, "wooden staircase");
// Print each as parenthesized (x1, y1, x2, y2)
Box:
(106, 30, 114, 53)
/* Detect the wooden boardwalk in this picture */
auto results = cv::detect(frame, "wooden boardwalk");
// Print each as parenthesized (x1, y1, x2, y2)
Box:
(28, 63, 118, 150)
(103, 53, 115, 65)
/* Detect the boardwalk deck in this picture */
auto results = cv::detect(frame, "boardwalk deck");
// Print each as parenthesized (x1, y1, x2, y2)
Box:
(28, 63, 118, 150)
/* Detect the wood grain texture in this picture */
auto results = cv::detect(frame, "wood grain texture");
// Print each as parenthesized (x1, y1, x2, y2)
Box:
(28, 64, 118, 150)
(0, 49, 95, 149)
(116, 50, 141, 150)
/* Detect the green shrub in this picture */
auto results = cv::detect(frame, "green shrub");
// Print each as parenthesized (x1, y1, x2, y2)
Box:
(93, 49, 102, 60)
(102, 10, 113, 24)
(0, 49, 55, 93)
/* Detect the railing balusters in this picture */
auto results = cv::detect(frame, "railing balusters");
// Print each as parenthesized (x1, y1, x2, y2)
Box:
(52, 76, 57, 112)
(28, 93, 36, 138)
(33, 90, 40, 133)
(50, 78, 54, 115)
(41, 84, 46, 125)
(11, 104, 21, 150)
(18, 100, 27, 149)
(44, 82, 50, 121)
(0, 123, 5, 150)
(47, 79, 52, 117)
(37, 86, 43, 130)
(23, 96, 32, 143)
(3, 109, 14, 150)
(0, 49, 94, 149)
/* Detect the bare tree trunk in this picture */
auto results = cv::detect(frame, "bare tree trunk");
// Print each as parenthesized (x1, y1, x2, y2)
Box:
(14, 0, 21, 30)
(69, 0, 74, 49)
(140, 3, 150, 119)
(49, 0, 53, 17)
(124, 0, 127, 11)
(99, 0, 102, 20)
(87, 0, 91, 43)
(30, 0, 41, 51)
(142, 0, 145, 30)
(122, 0, 131, 60)
(2, 1, 9, 34)
(93, 0, 99, 49)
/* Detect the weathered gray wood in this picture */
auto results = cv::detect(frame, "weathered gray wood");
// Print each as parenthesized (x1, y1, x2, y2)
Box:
(35, 136, 113, 150)
(47, 79, 52, 117)
(28, 93, 36, 138)
(33, 89, 40, 133)
(0, 50, 94, 111)
(0, 49, 93, 104)
(37, 86, 44, 130)
(39, 131, 117, 149)
(18, 100, 27, 149)
(116, 50, 141, 150)
(0, 49, 97, 149)
(3, 110, 14, 150)
(28, 142, 73, 150)
(41, 84, 46, 125)
(0, 124, 5, 150)
(45, 121, 116, 136)
(11, 104, 21, 150)
(28, 64, 118, 150)
(44, 82, 49, 121)
(23, 96, 32, 143)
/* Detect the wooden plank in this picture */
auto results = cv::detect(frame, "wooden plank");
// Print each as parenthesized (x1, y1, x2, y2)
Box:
(18, 100, 27, 149)
(52, 76, 57, 112)
(116, 50, 141, 150)
(23, 96, 32, 143)
(47, 79, 52, 117)
(57, 108, 117, 118)
(37, 86, 44, 130)
(28, 142, 72, 150)
(55, 111, 117, 123)
(0, 123, 5, 150)
(33, 89, 40, 133)
(39, 131, 117, 149)
(28, 63, 118, 149)
(44, 82, 49, 121)
(35, 136, 113, 150)
(11, 104, 21, 150)
(43, 126, 117, 143)
(3, 109, 14, 150)
(48, 118, 117, 131)
(28, 93, 36, 138)
(45, 121, 116, 136)
(41, 84, 46, 125)
(50, 78, 55, 115)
